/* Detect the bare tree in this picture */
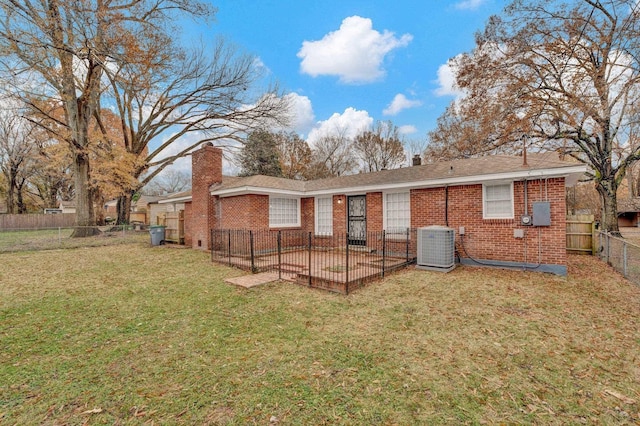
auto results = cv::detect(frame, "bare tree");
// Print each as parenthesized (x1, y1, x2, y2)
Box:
(104, 39, 289, 224)
(353, 121, 406, 172)
(430, 0, 640, 233)
(308, 133, 357, 179)
(143, 170, 192, 196)
(0, 0, 215, 235)
(0, 105, 36, 213)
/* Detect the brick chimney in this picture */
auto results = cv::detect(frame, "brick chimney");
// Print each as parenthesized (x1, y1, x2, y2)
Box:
(412, 154, 422, 166)
(191, 143, 222, 250)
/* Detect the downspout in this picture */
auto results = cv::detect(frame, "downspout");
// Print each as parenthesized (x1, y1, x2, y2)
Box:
(445, 186, 449, 227)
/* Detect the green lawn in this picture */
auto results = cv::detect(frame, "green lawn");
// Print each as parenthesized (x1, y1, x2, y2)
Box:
(1, 242, 639, 425)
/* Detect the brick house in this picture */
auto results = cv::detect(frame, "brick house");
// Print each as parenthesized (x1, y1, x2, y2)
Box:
(181, 143, 586, 276)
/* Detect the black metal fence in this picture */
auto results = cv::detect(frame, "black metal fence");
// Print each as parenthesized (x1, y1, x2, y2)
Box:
(211, 229, 417, 294)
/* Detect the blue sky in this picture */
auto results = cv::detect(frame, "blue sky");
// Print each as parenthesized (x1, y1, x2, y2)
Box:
(163, 0, 508, 173)
(196, 0, 507, 145)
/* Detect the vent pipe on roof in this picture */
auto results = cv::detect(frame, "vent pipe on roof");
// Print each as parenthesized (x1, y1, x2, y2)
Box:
(522, 134, 528, 167)
(412, 154, 422, 166)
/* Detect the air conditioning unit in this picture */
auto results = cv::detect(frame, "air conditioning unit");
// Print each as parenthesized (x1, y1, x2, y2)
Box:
(417, 226, 456, 272)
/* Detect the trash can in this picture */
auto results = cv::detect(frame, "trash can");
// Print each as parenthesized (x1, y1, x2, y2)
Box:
(149, 225, 165, 246)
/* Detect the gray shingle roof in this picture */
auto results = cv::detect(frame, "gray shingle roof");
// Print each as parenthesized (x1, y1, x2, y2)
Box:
(210, 153, 586, 196)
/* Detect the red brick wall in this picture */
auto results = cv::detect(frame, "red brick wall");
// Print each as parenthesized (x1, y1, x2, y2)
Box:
(300, 197, 314, 233)
(366, 192, 383, 232)
(220, 194, 269, 229)
(218, 195, 314, 232)
(411, 178, 567, 268)
(333, 195, 347, 235)
(190, 144, 222, 250)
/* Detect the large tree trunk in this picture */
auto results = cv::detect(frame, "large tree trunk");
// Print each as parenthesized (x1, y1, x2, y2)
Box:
(597, 179, 620, 235)
(94, 189, 106, 226)
(16, 179, 26, 213)
(117, 190, 133, 225)
(6, 172, 16, 214)
(71, 152, 99, 237)
(47, 183, 59, 209)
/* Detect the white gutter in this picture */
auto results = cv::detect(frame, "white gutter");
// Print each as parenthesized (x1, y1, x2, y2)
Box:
(211, 165, 587, 198)
(158, 196, 192, 204)
(211, 186, 305, 198)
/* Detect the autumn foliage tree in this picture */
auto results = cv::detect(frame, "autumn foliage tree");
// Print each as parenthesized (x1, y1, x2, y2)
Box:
(427, 0, 640, 233)
(104, 38, 288, 224)
(29, 101, 139, 223)
(353, 121, 406, 172)
(0, 0, 215, 235)
(275, 131, 313, 180)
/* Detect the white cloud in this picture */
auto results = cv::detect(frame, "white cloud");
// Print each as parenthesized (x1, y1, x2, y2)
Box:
(307, 107, 373, 146)
(297, 16, 413, 84)
(398, 125, 418, 135)
(454, 0, 486, 10)
(383, 94, 422, 116)
(284, 93, 315, 134)
(434, 57, 465, 99)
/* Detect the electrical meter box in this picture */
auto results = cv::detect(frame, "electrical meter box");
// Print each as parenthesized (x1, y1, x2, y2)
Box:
(532, 201, 551, 226)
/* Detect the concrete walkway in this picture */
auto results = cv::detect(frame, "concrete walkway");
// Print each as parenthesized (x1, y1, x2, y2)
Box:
(224, 272, 281, 288)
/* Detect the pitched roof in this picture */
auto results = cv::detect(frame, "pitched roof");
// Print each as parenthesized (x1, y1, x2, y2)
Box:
(135, 194, 163, 206)
(210, 153, 587, 198)
(617, 197, 640, 213)
(156, 189, 192, 204)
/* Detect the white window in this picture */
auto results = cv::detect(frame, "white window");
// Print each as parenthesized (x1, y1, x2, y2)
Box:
(315, 197, 333, 236)
(483, 182, 514, 219)
(269, 197, 300, 227)
(384, 192, 410, 236)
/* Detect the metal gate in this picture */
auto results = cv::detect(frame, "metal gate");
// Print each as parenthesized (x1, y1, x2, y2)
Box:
(348, 195, 366, 245)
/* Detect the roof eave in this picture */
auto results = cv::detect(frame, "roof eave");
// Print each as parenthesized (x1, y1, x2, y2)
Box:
(306, 165, 588, 197)
(211, 186, 305, 198)
(210, 165, 588, 198)
(158, 196, 192, 204)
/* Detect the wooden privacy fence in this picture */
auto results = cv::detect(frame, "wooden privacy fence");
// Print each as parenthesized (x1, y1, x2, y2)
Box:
(0, 213, 76, 230)
(566, 214, 595, 254)
(159, 210, 185, 244)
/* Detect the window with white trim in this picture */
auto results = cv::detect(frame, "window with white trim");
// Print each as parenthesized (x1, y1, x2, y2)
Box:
(483, 182, 514, 219)
(269, 197, 300, 227)
(384, 191, 410, 235)
(315, 197, 333, 236)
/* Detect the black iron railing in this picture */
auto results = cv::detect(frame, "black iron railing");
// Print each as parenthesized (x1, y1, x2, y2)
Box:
(211, 229, 417, 294)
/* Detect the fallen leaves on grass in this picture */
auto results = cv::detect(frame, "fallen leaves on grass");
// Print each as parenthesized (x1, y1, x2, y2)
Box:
(604, 389, 637, 405)
(81, 408, 103, 415)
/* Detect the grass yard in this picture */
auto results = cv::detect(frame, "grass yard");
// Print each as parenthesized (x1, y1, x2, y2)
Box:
(0, 228, 148, 253)
(1, 242, 639, 425)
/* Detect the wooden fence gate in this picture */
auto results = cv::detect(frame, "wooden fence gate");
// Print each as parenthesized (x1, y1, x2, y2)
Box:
(160, 210, 185, 244)
(566, 214, 595, 254)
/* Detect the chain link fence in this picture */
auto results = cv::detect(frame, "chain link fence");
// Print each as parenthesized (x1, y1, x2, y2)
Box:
(0, 225, 150, 253)
(595, 230, 640, 285)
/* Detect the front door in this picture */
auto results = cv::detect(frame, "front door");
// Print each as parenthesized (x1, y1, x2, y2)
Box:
(347, 195, 366, 245)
